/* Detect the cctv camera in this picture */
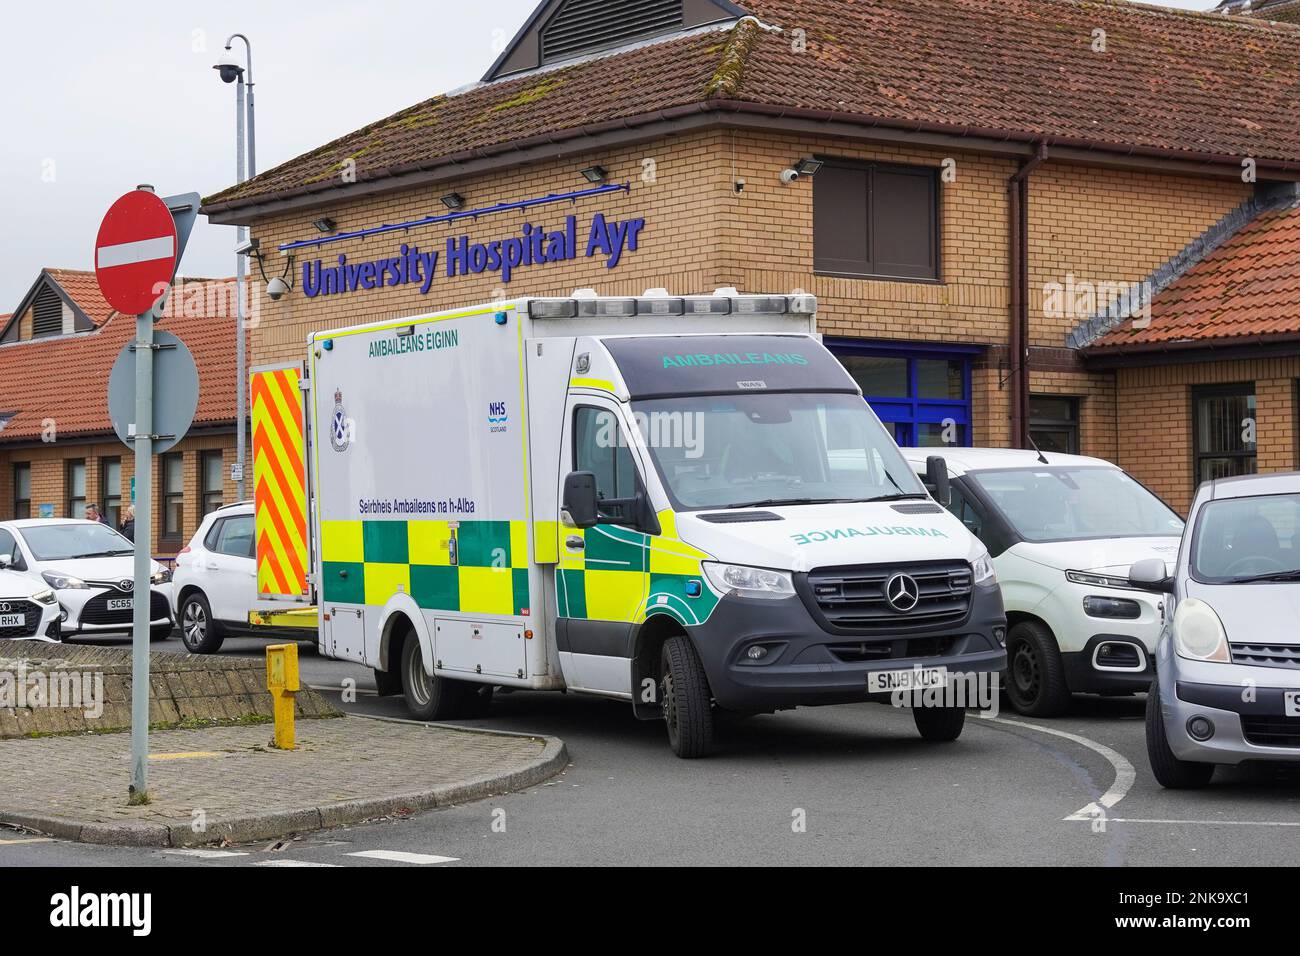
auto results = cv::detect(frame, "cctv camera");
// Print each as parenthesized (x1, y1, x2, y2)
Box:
(266, 277, 290, 300)
(213, 49, 243, 84)
(779, 168, 800, 185)
(234, 237, 260, 256)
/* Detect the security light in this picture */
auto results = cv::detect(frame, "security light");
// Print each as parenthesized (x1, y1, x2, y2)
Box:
(440, 193, 466, 210)
(312, 217, 336, 233)
(793, 157, 824, 177)
(579, 165, 608, 184)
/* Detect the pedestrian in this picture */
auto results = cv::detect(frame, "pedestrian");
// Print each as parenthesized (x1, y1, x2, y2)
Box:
(120, 504, 135, 543)
(85, 502, 108, 525)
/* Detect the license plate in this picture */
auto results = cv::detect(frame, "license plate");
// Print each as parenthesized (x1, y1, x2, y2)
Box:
(868, 666, 948, 694)
(0, 614, 24, 627)
(1286, 691, 1300, 718)
(107, 598, 133, 611)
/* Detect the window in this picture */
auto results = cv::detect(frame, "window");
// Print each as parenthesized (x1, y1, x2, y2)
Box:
(161, 453, 184, 539)
(12, 463, 30, 520)
(0, 529, 21, 570)
(200, 451, 224, 516)
(101, 457, 122, 529)
(65, 459, 86, 518)
(1193, 384, 1256, 486)
(814, 162, 939, 280)
(829, 341, 973, 448)
(573, 406, 637, 501)
(1191, 492, 1300, 582)
(209, 515, 256, 559)
(944, 484, 986, 542)
(1030, 396, 1080, 455)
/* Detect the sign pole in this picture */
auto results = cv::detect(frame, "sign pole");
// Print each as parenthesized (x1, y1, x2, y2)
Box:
(130, 304, 154, 799)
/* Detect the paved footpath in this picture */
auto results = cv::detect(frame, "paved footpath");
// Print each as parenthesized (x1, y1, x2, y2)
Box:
(0, 715, 565, 848)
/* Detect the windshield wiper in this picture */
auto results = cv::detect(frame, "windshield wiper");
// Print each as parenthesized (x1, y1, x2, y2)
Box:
(862, 493, 931, 503)
(77, 550, 134, 558)
(1229, 570, 1300, 583)
(724, 497, 827, 510)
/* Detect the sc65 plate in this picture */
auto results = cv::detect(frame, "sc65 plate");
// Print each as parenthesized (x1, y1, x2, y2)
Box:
(1285, 690, 1300, 718)
(868, 666, 948, 694)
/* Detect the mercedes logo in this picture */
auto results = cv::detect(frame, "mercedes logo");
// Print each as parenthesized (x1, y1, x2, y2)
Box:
(884, 572, 920, 612)
(118, 579, 134, 592)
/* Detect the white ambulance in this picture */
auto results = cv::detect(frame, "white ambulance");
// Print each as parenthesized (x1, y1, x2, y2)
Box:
(253, 290, 1006, 757)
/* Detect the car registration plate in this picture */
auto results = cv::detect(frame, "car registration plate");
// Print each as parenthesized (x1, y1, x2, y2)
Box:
(0, 614, 24, 627)
(868, 666, 948, 694)
(1285, 691, 1300, 718)
(107, 598, 133, 611)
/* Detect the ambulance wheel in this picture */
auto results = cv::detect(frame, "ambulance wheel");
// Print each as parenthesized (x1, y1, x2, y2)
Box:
(912, 703, 966, 742)
(1005, 620, 1071, 717)
(661, 635, 714, 758)
(400, 636, 462, 721)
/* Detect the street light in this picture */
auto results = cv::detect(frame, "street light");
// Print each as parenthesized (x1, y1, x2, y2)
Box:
(214, 33, 255, 500)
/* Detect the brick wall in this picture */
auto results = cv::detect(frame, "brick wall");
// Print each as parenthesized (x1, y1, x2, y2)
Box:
(0, 431, 239, 557)
(241, 125, 1265, 478)
(1115, 358, 1300, 516)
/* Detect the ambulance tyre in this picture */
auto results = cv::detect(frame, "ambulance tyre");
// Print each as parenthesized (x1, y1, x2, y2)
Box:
(912, 703, 966, 742)
(400, 634, 463, 721)
(661, 635, 714, 759)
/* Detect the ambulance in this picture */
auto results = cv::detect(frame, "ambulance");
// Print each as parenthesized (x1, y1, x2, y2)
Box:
(251, 289, 1007, 757)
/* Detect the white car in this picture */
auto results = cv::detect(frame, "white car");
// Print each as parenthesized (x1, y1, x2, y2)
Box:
(902, 448, 1184, 715)
(0, 519, 173, 641)
(172, 501, 263, 653)
(0, 566, 62, 642)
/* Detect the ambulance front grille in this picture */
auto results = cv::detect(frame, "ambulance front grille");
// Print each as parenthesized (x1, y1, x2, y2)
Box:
(803, 561, 972, 633)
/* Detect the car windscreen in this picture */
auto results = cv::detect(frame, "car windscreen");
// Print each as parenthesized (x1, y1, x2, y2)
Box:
(18, 523, 135, 561)
(1191, 492, 1300, 583)
(965, 466, 1184, 542)
(633, 392, 927, 511)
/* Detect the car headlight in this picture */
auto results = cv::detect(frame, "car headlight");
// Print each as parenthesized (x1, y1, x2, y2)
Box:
(150, 568, 172, 585)
(1172, 598, 1229, 663)
(32, 588, 58, 606)
(702, 562, 795, 600)
(42, 570, 87, 590)
(1066, 570, 1133, 589)
(972, 553, 996, 584)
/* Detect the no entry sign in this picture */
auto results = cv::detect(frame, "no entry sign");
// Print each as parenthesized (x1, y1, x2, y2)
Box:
(94, 190, 179, 315)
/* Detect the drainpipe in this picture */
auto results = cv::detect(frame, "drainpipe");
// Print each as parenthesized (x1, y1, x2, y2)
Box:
(1007, 142, 1048, 448)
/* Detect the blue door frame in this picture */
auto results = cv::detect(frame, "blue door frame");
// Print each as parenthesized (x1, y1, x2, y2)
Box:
(825, 338, 980, 447)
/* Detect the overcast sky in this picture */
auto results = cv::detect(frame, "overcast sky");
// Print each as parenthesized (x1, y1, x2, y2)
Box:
(0, 0, 1216, 309)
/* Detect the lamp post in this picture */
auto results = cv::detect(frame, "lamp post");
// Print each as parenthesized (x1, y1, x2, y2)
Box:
(214, 34, 255, 500)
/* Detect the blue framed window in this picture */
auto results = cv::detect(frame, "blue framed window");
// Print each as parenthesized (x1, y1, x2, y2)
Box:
(826, 339, 976, 448)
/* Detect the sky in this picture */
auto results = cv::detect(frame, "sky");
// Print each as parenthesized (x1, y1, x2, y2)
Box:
(0, 0, 1218, 309)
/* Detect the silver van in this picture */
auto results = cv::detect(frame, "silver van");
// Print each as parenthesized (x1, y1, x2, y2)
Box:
(1130, 472, 1300, 787)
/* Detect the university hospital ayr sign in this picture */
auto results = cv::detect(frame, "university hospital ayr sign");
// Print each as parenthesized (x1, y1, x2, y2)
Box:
(302, 211, 646, 299)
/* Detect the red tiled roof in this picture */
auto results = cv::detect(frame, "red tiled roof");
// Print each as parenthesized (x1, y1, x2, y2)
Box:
(0, 271, 247, 442)
(1088, 201, 1300, 351)
(204, 0, 1300, 213)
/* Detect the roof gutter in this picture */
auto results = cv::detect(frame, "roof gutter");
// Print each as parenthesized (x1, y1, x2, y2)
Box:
(202, 98, 1300, 223)
(1084, 330, 1300, 367)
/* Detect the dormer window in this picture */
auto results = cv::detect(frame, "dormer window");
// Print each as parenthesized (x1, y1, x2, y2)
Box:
(31, 285, 65, 338)
(541, 0, 684, 65)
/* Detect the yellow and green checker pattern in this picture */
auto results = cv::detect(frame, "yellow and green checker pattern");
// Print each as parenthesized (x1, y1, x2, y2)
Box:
(321, 519, 530, 616)
(557, 511, 720, 627)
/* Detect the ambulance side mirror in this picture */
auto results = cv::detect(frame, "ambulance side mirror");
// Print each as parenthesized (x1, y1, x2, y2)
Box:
(562, 472, 600, 529)
(925, 456, 951, 507)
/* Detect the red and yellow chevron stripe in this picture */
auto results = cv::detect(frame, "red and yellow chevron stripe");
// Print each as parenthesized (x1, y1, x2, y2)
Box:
(251, 366, 308, 596)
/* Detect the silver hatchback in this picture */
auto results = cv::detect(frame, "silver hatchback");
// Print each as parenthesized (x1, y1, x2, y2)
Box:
(1130, 471, 1300, 788)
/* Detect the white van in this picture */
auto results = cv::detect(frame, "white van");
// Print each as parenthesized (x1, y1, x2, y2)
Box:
(254, 291, 1007, 756)
(901, 448, 1183, 716)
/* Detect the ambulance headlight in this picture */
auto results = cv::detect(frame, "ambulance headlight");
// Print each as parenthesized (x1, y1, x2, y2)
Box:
(702, 562, 795, 600)
(972, 553, 996, 585)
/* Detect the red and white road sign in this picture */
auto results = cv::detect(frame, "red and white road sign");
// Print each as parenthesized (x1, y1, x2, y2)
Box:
(94, 190, 178, 315)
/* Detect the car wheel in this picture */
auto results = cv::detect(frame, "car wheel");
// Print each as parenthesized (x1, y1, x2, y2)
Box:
(661, 635, 714, 758)
(1005, 620, 1071, 717)
(913, 703, 966, 742)
(399, 633, 465, 721)
(179, 592, 224, 654)
(1146, 682, 1215, 789)
(150, 624, 173, 642)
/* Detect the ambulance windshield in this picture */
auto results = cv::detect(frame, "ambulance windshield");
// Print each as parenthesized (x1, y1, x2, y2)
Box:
(632, 392, 927, 511)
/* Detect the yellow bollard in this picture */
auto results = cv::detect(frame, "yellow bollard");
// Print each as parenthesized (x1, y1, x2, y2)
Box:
(265, 643, 300, 750)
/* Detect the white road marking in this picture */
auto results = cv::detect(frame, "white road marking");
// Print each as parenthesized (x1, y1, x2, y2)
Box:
(96, 235, 175, 269)
(252, 859, 340, 867)
(346, 850, 458, 865)
(980, 715, 1136, 821)
(1098, 817, 1300, 828)
(0, 837, 54, 846)
(162, 848, 248, 859)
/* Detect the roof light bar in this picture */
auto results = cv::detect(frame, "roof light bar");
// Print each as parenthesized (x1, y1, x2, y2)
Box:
(528, 298, 578, 319)
(577, 298, 637, 317)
